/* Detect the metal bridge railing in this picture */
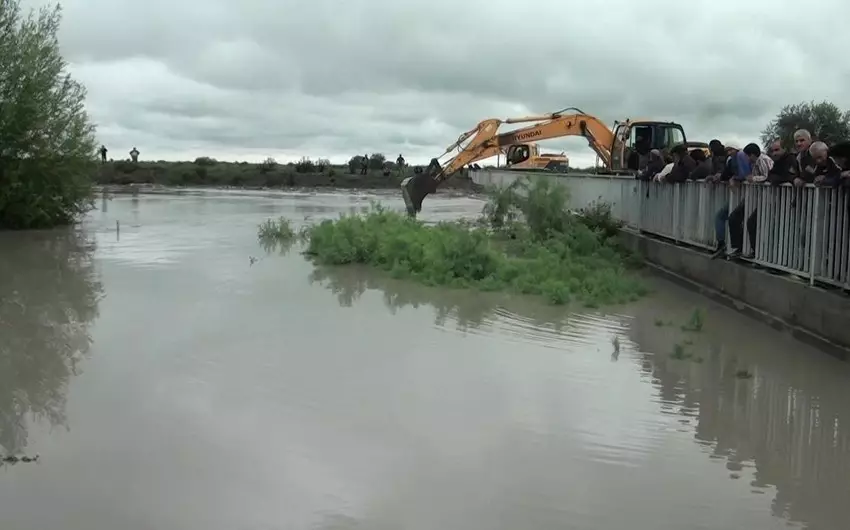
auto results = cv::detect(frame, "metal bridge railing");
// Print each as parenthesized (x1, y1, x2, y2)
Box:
(560, 175, 850, 290)
(561, 174, 641, 229)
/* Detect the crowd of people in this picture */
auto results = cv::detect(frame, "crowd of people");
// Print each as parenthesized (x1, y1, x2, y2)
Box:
(636, 129, 850, 260)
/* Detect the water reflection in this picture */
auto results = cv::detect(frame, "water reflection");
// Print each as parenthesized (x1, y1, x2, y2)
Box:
(308, 265, 632, 353)
(0, 229, 103, 455)
(309, 265, 494, 331)
(630, 310, 850, 530)
(259, 237, 298, 257)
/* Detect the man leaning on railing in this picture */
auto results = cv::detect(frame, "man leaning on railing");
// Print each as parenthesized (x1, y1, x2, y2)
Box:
(637, 149, 666, 181)
(810, 141, 843, 187)
(709, 143, 751, 259)
(792, 129, 815, 186)
(726, 143, 774, 258)
(829, 142, 850, 187)
(765, 140, 796, 184)
(667, 144, 697, 183)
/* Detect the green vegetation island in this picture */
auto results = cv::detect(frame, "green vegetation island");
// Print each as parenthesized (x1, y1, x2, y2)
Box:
(260, 178, 648, 308)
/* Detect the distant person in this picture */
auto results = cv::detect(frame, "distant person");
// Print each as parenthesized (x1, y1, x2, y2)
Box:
(360, 154, 369, 175)
(396, 154, 405, 176)
(130, 147, 140, 162)
(99, 145, 108, 163)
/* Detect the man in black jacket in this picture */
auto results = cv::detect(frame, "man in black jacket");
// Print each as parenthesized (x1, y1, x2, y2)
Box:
(829, 142, 850, 187)
(637, 149, 666, 181)
(766, 140, 796, 185)
(705, 139, 727, 182)
(666, 144, 696, 183)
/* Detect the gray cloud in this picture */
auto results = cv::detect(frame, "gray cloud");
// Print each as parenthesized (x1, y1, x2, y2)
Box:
(21, 0, 850, 166)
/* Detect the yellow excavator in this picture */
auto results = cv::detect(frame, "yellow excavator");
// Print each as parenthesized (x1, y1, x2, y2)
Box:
(501, 143, 569, 172)
(401, 107, 706, 215)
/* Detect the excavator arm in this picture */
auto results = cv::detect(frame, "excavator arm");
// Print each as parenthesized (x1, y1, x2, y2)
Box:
(401, 108, 617, 216)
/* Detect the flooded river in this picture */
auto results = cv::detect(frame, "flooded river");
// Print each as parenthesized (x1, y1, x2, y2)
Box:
(2, 189, 850, 530)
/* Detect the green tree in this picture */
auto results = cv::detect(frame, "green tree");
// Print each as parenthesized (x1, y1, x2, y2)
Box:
(761, 101, 850, 150)
(348, 155, 363, 173)
(368, 153, 386, 170)
(0, 0, 97, 229)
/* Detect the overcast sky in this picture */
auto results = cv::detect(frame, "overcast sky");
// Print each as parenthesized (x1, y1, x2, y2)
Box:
(21, 0, 850, 167)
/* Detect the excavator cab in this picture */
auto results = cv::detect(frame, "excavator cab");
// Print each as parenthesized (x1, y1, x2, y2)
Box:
(505, 144, 532, 166)
(612, 121, 687, 171)
(504, 144, 570, 172)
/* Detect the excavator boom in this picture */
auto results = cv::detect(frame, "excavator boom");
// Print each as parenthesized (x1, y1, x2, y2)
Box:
(401, 108, 616, 216)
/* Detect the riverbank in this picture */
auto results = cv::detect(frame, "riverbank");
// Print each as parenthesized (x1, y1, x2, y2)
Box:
(94, 160, 482, 191)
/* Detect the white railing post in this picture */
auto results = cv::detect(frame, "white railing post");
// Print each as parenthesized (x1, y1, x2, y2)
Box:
(809, 188, 820, 285)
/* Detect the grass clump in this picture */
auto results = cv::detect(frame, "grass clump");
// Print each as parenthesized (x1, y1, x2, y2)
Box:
(681, 308, 705, 332)
(670, 342, 691, 360)
(302, 178, 646, 307)
(258, 217, 296, 242)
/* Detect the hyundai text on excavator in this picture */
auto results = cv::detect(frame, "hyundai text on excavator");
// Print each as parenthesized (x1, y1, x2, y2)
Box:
(401, 107, 706, 216)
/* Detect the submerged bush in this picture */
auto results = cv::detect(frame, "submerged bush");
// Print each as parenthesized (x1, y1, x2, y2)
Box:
(302, 179, 646, 307)
(257, 216, 296, 242)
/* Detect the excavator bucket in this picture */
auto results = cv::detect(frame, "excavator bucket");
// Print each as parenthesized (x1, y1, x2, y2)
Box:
(401, 158, 442, 217)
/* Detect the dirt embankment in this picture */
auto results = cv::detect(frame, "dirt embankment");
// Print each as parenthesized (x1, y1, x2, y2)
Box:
(94, 160, 482, 192)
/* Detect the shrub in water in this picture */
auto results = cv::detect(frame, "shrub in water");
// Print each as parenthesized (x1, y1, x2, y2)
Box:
(303, 179, 646, 307)
(257, 217, 296, 242)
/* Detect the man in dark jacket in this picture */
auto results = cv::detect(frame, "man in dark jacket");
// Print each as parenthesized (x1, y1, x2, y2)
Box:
(666, 144, 696, 183)
(705, 139, 727, 182)
(792, 129, 816, 185)
(688, 149, 713, 180)
(766, 140, 796, 185)
(829, 142, 850, 187)
(810, 142, 842, 187)
(637, 149, 666, 181)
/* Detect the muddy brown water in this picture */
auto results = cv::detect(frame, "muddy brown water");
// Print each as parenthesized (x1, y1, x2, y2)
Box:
(2, 188, 850, 530)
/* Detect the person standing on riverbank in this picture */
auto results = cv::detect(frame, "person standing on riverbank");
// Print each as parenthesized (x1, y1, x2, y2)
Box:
(130, 147, 139, 163)
(100, 145, 108, 163)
